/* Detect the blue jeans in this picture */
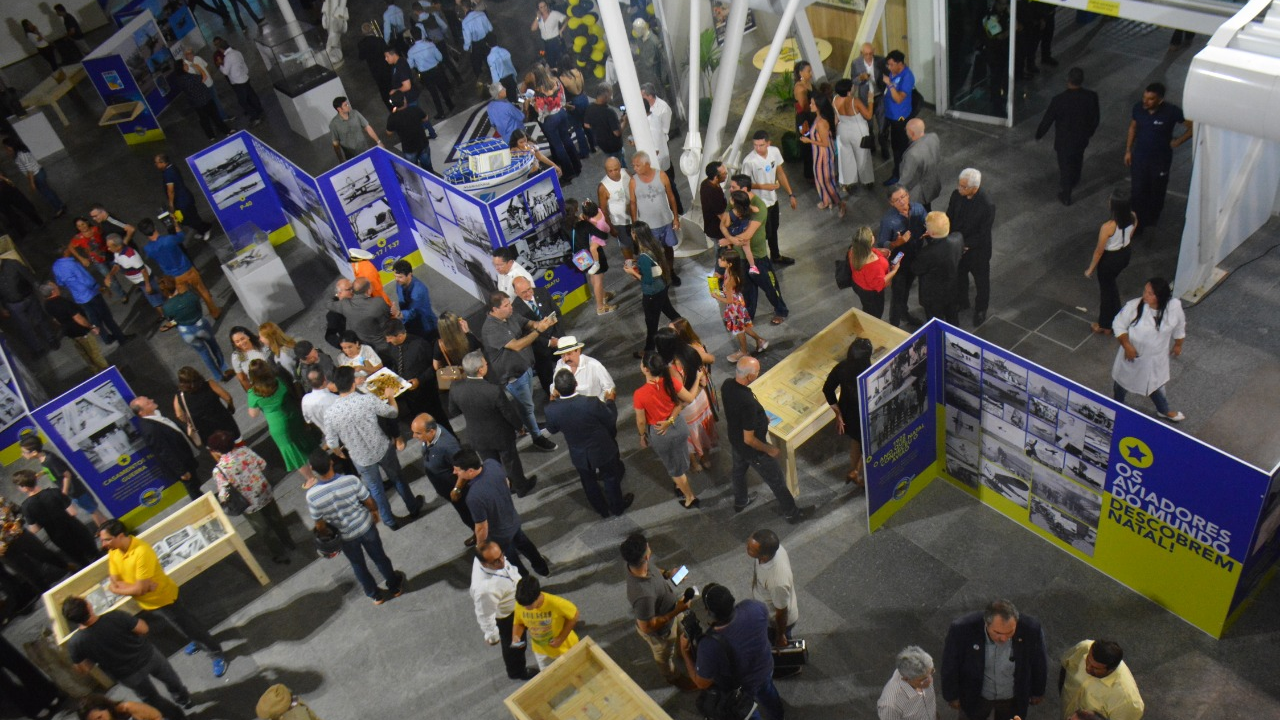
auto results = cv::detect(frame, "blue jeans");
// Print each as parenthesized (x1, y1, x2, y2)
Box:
(744, 257, 789, 320)
(1113, 382, 1170, 415)
(80, 294, 124, 344)
(340, 525, 400, 598)
(506, 368, 540, 435)
(730, 449, 797, 514)
(749, 678, 784, 720)
(568, 92, 593, 156)
(406, 148, 434, 174)
(541, 110, 582, 178)
(176, 318, 229, 377)
(90, 260, 126, 299)
(32, 168, 64, 212)
(354, 442, 421, 528)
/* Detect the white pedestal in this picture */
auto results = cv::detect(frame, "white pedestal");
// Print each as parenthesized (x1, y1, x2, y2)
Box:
(276, 75, 345, 141)
(10, 111, 64, 159)
(221, 247, 305, 326)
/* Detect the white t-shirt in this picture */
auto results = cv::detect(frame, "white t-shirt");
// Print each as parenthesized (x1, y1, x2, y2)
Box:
(185, 56, 214, 87)
(537, 10, 566, 40)
(112, 248, 150, 286)
(497, 261, 535, 298)
(751, 545, 798, 627)
(741, 146, 786, 207)
(302, 388, 340, 435)
(599, 170, 632, 226)
(553, 354, 615, 402)
(337, 345, 382, 377)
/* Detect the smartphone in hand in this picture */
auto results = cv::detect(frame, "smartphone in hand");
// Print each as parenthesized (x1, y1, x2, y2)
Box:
(892, 251, 905, 265)
(671, 565, 689, 585)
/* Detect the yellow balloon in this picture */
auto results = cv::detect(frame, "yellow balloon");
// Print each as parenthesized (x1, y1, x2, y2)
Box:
(581, 15, 595, 26)
(593, 65, 606, 78)
(574, 36, 588, 52)
(568, 18, 582, 29)
(591, 50, 604, 62)
(647, 4, 655, 15)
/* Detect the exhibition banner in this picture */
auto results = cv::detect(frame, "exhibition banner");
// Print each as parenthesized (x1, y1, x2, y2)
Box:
(0, 337, 40, 464)
(860, 325, 937, 532)
(935, 323, 1270, 637)
(30, 368, 183, 524)
(487, 168, 587, 310)
(317, 148, 418, 280)
(247, 136, 351, 276)
(83, 53, 164, 144)
(187, 131, 290, 247)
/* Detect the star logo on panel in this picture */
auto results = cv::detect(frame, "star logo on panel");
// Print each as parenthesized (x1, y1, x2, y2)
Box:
(1119, 437, 1153, 468)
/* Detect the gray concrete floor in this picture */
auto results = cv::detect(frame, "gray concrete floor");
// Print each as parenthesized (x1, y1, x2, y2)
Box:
(2, 3, 1279, 720)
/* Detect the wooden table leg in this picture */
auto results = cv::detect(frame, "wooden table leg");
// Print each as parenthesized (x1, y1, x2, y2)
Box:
(777, 437, 799, 497)
(49, 100, 69, 126)
(227, 532, 270, 585)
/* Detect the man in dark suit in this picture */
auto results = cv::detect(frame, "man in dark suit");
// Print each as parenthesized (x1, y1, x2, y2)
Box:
(130, 396, 201, 500)
(1035, 67, 1100, 206)
(911, 212, 964, 324)
(941, 599, 1048, 720)
(447, 350, 537, 496)
(946, 168, 997, 326)
(510, 275, 562, 397)
(543, 370, 633, 518)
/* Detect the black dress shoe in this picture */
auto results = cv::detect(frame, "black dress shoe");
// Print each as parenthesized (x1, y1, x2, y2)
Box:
(615, 493, 635, 515)
(531, 435, 557, 451)
(672, 274, 683, 287)
(771, 255, 796, 266)
(785, 505, 812, 524)
(407, 495, 426, 518)
(973, 311, 987, 327)
(515, 475, 539, 498)
(903, 313, 923, 327)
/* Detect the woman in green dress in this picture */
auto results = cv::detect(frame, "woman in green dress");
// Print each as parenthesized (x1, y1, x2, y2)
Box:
(245, 359, 317, 486)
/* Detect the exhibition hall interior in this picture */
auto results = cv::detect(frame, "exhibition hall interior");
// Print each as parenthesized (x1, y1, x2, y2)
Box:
(1, 0, 1279, 718)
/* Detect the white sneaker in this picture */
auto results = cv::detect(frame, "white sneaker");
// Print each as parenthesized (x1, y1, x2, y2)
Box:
(1162, 411, 1186, 422)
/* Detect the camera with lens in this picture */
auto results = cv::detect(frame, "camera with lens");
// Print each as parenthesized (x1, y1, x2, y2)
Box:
(681, 608, 705, 647)
(157, 211, 176, 234)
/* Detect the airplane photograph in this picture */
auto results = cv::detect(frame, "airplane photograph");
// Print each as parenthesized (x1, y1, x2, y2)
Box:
(332, 158, 385, 215)
(194, 139, 267, 209)
(349, 198, 399, 248)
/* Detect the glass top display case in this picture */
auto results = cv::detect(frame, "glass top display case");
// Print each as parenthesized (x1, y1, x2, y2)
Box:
(253, 22, 337, 97)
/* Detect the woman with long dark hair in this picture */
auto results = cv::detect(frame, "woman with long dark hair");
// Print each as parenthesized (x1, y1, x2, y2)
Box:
(793, 60, 815, 181)
(656, 323, 718, 473)
(848, 226, 900, 319)
(823, 338, 874, 485)
(1111, 277, 1186, 422)
(625, 221, 681, 358)
(833, 78, 874, 191)
(245, 359, 317, 485)
(633, 353, 699, 508)
(529, 64, 582, 182)
(1085, 191, 1136, 335)
(229, 325, 272, 390)
(801, 94, 846, 217)
(173, 365, 240, 444)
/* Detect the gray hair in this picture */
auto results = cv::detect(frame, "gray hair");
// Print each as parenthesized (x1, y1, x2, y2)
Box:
(896, 646, 933, 679)
(959, 168, 982, 188)
(489, 82, 505, 100)
(640, 82, 657, 98)
(632, 150, 650, 166)
(461, 350, 486, 376)
(39, 282, 58, 299)
(105, 233, 124, 246)
(983, 599, 1019, 625)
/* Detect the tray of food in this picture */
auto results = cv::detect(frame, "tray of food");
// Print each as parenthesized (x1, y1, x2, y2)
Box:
(362, 368, 412, 398)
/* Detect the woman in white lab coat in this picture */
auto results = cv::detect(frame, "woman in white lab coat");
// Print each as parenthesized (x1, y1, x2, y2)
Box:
(1111, 277, 1186, 421)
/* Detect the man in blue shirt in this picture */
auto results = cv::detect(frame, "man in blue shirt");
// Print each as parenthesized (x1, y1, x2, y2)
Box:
(392, 260, 437, 341)
(52, 243, 128, 344)
(488, 44, 519, 105)
(455, 449, 550, 578)
(382, 1, 405, 45)
(679, 584, 784, 720)
(154, 154, 212, 238)
(876, 185, 927, 328)
(1125, 82, 1193, 231)
(407, 28, 454, 117)
(461, 2, 494, 75)
(487, 83, 525, 144)
(883, 50, 916, 186)
(138, 218, 221, 319)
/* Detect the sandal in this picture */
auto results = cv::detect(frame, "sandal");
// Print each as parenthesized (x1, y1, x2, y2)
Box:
(727, 351, 744, 363)
(1090, 323, 1113, 336)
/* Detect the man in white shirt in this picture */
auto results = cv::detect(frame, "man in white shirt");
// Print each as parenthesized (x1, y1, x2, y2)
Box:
(213, 37, 263, 124)
(740, 130, 798, 265)
(746, 529, 797, 647)
(182, 47, 228, 121)
(877, 646, 937, 720)
(301, 367, 339, 439)
(640, 83, 683, 216)
(529, 1, 566, 67)
(470, 540, 536, 680)
(491, 246, 534, 298)
(550, 337, 614, 402)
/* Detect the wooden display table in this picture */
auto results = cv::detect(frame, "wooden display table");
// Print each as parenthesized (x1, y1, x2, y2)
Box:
(42, 492, 270, 645)
(752, 38, 833, 73)
(755, 307, 910, 494)
(21, 65, 88, 127)
(504, 637, 673, 720)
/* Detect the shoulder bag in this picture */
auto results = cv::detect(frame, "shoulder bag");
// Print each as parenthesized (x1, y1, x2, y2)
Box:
(436, 343, 466, 391)
(313, 520, 343, 558)
(216, 467, 250, 516)
(694, 631, 759, 720)
(178, 392, 202, 448)
(834, 247, 855, 289)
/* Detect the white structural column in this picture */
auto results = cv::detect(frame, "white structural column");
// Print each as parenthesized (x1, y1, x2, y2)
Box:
(723, 0, 808, 171)
(843, 0, 888, 79)
(675, 0, 712, 255)
(701, 0, 752, 174)
(598, 0, 657, 159)
(791, 5, 825, 82)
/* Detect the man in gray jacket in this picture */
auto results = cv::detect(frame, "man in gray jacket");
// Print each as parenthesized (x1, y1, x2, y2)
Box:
(898, 119, 942, 210)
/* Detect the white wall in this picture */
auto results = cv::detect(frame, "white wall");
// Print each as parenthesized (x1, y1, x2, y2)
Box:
(2, 0, 108, 68)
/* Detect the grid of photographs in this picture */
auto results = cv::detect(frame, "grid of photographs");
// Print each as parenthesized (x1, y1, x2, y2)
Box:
(42, 381, 145, 472)
(942, 331, 1114, 556)
(193, 138, 266, 211)
(865, 335, 929, 453)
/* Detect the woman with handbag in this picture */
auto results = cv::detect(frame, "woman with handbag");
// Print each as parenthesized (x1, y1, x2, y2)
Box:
(833, 78, 875, 193)
(848, 226, 900, 319)
(207, 431, 296, 564)
(656, 323, 719, 474)
(172, 365, 240, 447)
(625, 221, 682, 358)
(800, 94, 847, 218)
(434, 311, 480, 413)
(823, 338, 874, 486)
(246, 359, 318, 486)
(567, 198, 616, 316)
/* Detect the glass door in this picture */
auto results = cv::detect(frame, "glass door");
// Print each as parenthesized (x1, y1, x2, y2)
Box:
(939, 0, 1014, 125)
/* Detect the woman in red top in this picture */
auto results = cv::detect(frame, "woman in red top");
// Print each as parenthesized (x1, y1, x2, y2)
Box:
(530, 65, 582, 182)
(633, 353, 700, 508)
(70, 216, 126, 301)
(847, 226, 900, 319)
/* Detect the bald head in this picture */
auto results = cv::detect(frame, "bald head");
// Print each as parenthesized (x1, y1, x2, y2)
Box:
(906, 118, 925, 141)
(735, 356, 761, 383)
(411, 413, 434, 434)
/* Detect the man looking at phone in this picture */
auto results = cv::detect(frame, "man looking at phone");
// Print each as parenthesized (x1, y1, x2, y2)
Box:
(876, 185, 928, 328)
(620, 532, 694, 688)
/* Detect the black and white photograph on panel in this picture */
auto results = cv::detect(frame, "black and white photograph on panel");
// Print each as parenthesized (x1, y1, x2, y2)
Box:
(945, 404, 980, 443)
(945, 358, 981, 397)
(945, 332, 981, 369)
(982, 396, 1005, 420)
(43, 382, 146, 472)
(524, 175, 560, 226)
(253, 140, 305, 217)
(411, 221, 488, 300)
(1032, 465, 1102, 526)
(1024, 436, 1065, 471)
(1083, 423, 1113, 468)
(0, 381, 21, 431)
(946, 436, 981, 489)
(981, 434, 1033, 482)
(450, 194, 497, 256)
(981, 457, 1031, 508)
(865, 337, 929, 453)
(437, 219, 498, 297)
(1064, 454, 1107, 490)
(982, 409, 1026, 450)
(332, 157, 385, 215)
(300, 206, 349, 275)
(348, 197, 399, 249)
(1067, 390, 1116, 432)
(1029, 496, 1098, 556)
(1055, 413, 1092, 464)
(983, 374, 1027, 410)
(1029, 395, 1059, 425)
(983, 354, 1028, 389)
(1003, 403, 1027, 429)
(509, 220, 571, 274)
(193, 138, 266, 210)
(425, 178, 456, 224)
(945, 385, 981, 419)
(1028, 416, 1057, 445)
(1028, 371, 1069, 411)
(394, 161, 440, 232)
(495, 191, 532, 242)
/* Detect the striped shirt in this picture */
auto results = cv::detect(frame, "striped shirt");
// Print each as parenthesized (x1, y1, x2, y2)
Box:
(14, 151, 41, 176)
(876, 670, 937, 720)
(306, 474, 373, 540)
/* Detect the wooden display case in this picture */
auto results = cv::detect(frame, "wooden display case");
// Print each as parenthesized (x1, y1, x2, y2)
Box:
(504, 637, 674, 720)
(42, 492, 270, 645)
(753, 307, 910, 494)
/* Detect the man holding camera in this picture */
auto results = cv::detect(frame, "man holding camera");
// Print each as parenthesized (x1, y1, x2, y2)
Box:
(621, 532, 693, 688)
(679, 584, 786, 720)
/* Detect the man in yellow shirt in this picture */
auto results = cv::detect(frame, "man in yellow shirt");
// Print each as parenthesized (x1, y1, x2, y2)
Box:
(1059, 639, 1144, 720)
(99, 520, 228, 677)
(512, 576, 579, 671)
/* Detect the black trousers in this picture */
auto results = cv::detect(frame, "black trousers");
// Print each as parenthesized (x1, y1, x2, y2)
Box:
(231, 81, 263, 121)
(765, 202, 782, 259)
(494, 528, 548, 577)
(177, 202, 212, 235)
(955, 252, 991, 315)
(642, 288, 681, 352)
(496, 612, 529, 678)
(419, 67, 453, 117)
(962, 698, 1019, 720)
(663, 166, 685, 216)
(478, 442, 532, 494)
(888, 267, 917, 326)
(889, 117, 910, 179)
(571, 454, 627, 517)
(0, 184, 43, 235)
(852, 284, 885, 319)
(145, 598, 224, 659)
(193, 99, 229, 139)
(469, 37, 492, 76)
(1, 532, 67, 593)
(1056, 147, 1085, 196)
(421, 466, 475, 529)
(0, 633, 59, 718)
(1095, 245, 1131, 330)
(1130, 157, 1172, 228)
